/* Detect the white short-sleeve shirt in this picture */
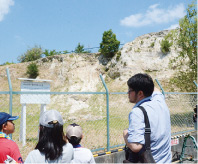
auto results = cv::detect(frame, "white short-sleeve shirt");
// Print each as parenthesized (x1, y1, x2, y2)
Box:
(128, 91, 172, 163)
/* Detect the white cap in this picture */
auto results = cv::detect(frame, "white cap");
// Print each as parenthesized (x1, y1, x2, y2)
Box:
(39, 110, 64, 128)
(66, 123, 83, 139)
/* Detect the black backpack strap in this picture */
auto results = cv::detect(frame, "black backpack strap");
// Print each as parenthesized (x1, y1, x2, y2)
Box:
(138, 106, 151, 151)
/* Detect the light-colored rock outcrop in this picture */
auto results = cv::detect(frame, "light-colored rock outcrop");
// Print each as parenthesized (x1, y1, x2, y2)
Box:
(105, 30, 179, 83)
(0, 29, 180, 116)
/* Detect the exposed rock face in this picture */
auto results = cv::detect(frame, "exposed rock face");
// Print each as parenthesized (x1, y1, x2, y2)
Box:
(36, 53, 102, 92)
(0, 29, 179, 115)
(105, 30, 179, 82)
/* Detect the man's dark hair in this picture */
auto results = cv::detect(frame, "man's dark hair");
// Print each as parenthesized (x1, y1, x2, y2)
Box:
(68, 136, 82, 146)
(127, 73, 154, 97)
(35, 123, 66, 161)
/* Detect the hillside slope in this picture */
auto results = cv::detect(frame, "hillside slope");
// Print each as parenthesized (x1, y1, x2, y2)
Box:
(0, 29, 180, 114)
(106, 30, 178, 85)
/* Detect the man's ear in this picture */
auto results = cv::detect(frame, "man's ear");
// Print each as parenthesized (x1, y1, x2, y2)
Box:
(138, 91, 145, 98)
(2, 123, 7, 132)
(81, 134, 83, 139)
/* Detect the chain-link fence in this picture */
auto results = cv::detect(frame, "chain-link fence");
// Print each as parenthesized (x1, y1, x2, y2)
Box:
(12, 93, 109, 158)
(0, 71, 197, 160)
(165, 93, 197, 134)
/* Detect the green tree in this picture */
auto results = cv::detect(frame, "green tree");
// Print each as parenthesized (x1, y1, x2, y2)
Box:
(43, 49, 59, 57)
(26, 63, 39, 78)
(74, 43, 91, 53)
(170, 1, 197, 92)
(18, 45, 43, 63)
(74, 43, 85, 53)
(99, 29, 120, 58)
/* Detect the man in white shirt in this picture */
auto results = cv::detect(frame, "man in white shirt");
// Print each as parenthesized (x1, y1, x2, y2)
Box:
(123, 73, 172, 163)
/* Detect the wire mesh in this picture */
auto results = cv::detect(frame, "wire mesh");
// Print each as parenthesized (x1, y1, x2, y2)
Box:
(5, 93, 107, 159)
(0, 94, 9, 113)
(109, 93, 132, 148)
(0, 91, 197, 159)
(165, 93, 197, 134)
(107, 93, 197, 149)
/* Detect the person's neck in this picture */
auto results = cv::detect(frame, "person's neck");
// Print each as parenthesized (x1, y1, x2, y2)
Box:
(0, 130, 9, 135)
(135, 96, 146, 104)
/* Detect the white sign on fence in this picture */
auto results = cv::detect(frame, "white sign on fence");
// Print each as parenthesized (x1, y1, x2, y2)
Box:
(20, 80, 50, 104)
(19, 78, 52, 146)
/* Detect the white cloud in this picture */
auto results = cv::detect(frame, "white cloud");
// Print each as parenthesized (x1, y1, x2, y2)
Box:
(165, 24, 179, 30)
(0, 0, 14, 22)
(120, 3, 186, 27)
(149, 4, 159, 9)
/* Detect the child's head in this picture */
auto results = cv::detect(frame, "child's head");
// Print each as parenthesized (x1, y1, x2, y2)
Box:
(0, 112, 19, 135)
(66, 123, 83, 146)
(36, 110, 66, 161)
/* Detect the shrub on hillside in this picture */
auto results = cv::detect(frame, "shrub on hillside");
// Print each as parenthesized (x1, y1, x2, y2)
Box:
(0, 61, 15, 66)
(116, 51, 121, 61)
(150, 42, 155, 48)
(43, 49, 59, 56)
(160, 39, 173, 54)
(26, 63, 39, 78)
(18, 45, 43, 63)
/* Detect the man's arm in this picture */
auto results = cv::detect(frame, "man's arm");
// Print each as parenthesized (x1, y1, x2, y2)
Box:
(123, 129, 143, 153)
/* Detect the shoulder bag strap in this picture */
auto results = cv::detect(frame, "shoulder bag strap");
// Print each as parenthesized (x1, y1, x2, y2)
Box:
(138, 106, 151, 151)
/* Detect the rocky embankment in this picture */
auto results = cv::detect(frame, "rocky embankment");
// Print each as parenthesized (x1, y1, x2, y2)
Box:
(0, 29, 179, 115)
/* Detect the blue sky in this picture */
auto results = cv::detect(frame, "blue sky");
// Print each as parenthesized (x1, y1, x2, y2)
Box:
(0, 0, 191, 64)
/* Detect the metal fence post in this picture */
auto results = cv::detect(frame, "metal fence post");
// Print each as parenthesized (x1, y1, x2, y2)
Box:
(6, 68, 13, 115)
(155, 79, 165, 95)
(6, 67, 13, 138)
(99, 74, 110, 152)
(193, 80, 197, 87)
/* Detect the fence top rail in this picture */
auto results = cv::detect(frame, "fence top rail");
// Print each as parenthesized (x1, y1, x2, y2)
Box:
(0, 91, 10, 94)
(164, 92, 198, 95)
(0, 91, 197, 95)
(171, 129, 196, 136)
(11, 91, 107, 95)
